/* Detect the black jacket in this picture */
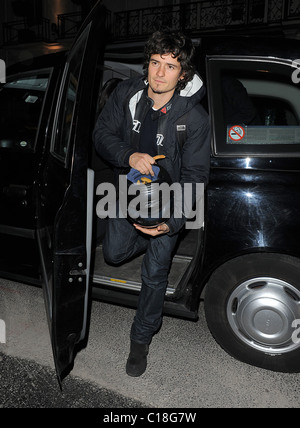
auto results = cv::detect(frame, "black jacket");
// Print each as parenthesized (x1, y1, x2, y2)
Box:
(93, 74, 211, 235)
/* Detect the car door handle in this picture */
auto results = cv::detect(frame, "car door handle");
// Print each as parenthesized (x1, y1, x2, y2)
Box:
(69, 269, 87, 276)
(3, 185, 29, 197)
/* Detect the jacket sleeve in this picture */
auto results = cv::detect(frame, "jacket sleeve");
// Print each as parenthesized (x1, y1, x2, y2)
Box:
(166, 105, 211, 236)
(92, 84, 136, 168)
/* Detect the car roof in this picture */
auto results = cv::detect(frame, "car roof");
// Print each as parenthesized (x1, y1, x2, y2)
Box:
(199, 35, 300, 61)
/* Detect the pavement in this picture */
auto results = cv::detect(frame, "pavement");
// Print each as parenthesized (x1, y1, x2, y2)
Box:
(1, 278, 300, 408)
(0, 353, 145, 408)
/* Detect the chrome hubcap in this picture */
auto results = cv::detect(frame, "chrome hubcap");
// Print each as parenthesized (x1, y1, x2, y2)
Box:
(227, 277, 300, 354)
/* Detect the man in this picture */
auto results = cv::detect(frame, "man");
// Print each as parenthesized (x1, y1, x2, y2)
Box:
(93, 29, 211, 377)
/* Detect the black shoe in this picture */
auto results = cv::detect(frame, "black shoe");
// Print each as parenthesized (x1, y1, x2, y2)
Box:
(126, 341, 149, 377)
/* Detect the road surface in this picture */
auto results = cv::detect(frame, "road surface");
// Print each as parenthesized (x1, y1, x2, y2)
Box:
(1, 278, 300, 408)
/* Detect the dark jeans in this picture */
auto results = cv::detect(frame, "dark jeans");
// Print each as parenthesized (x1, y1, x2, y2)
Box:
(103, 215, 179, 345)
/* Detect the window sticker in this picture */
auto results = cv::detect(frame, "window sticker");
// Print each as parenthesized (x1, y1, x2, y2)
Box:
(25, 95, 39, 104)
(227, 125, 300, 145)
(228, 125, 245, 142)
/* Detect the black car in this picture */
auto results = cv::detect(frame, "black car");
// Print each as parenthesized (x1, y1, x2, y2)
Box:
(1, 3, 300, 383)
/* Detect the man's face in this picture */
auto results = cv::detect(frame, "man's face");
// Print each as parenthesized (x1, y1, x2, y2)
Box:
(147, 53, 184, 96)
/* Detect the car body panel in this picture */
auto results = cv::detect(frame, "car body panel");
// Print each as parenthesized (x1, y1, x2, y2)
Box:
(33, 4, 106, 383)
(204, 162, 300, 273)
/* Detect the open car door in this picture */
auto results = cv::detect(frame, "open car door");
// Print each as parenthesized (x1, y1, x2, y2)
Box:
(35, 3, 105, 386)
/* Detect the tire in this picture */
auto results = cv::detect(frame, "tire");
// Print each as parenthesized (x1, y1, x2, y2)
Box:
(204, 253, 300, 373)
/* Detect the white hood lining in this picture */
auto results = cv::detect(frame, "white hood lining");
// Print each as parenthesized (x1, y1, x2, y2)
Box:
(180, 74, 203, 98)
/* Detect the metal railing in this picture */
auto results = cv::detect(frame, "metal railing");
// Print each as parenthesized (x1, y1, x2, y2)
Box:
(2, 0, 299, 47)
(57, 9, 112, 39)
(113, 0, 300, 40)
(2, 18, 51, 45)
(2, 9, 112, 46)
(57, 12, 84, 40)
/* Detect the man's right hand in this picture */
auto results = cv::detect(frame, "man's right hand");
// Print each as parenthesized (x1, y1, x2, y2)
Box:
(129, 153, 155, 176)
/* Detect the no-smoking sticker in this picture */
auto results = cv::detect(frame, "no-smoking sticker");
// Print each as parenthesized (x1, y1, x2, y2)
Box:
(229, 125, 245, 142)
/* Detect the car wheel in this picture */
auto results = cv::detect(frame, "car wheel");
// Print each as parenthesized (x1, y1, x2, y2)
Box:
(204, 253, 300, 373)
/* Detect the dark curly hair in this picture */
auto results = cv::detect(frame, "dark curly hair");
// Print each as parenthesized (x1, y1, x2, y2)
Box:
(143, 29, 195, 91)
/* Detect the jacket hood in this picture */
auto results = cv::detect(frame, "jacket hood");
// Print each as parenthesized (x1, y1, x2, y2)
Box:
(173, 73, 206, 117)
(179, 73, 204, 98)
(128, 73, 205, 120)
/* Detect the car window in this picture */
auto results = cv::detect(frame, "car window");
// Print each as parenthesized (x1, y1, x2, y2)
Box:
(51, 26, 90, 163)
(103, 60, 143, 82)
(208, 58, 300, 156)
(0, 71, 50, 152)
(94, 60, 143, 117)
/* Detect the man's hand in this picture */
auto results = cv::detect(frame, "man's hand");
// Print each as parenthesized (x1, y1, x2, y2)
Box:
(134, 223, 170, 236)
(129, 153, 155, 176)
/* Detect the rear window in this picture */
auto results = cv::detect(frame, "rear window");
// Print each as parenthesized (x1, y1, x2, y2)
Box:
(0, 71, 50, 152)
(208, 57, 300, 157)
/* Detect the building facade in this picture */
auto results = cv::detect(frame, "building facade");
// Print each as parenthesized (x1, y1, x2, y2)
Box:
(1, 0, 300, 66)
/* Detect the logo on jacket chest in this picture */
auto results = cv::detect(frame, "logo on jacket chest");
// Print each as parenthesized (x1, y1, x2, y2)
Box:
(132, 120, 164, 147)
(132, 120, 142, 133)
(156, 134, 164, 147)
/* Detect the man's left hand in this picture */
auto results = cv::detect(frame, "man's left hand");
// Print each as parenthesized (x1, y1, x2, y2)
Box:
(133, 223, 170, 236)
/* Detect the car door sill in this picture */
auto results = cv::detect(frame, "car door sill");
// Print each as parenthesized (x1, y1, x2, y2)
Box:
(92, 246, 192, 295)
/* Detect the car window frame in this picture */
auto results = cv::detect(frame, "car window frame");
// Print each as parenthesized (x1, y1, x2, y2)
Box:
(207, 55, 300, 158)
(50, 25, 90, 166)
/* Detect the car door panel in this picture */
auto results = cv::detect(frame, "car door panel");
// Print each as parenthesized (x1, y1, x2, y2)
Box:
(36, 4, 105, 384)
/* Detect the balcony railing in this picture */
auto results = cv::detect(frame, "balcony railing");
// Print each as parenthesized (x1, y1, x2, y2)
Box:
(3, 18, 51, 45)
(1, 0, 299, 47)
(113, 0, 300, 40)
(2, 9, 112, 46)
(57, 12, 84, 40)
(57, 9, 112, 40)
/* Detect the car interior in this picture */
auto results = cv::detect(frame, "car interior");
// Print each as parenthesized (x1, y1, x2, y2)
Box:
(220, 67, 300, 146)
(90, 58, 202, 297)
